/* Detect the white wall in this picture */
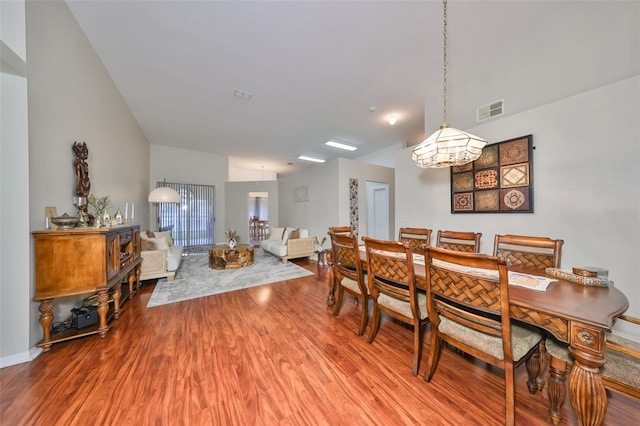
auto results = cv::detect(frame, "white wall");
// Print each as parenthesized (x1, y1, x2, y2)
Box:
(396, 76, 640, 339)
(225, 180, 279, 244)
(228, 165, 277, 182)
(0, 0, 30, 367)
(278, 158, 394, 244)
(150, 144, 228, 242)
(12, 0, 151, 365)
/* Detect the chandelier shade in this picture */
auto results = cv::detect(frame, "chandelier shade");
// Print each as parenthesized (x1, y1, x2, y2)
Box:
(411, 125, 487, 168)
(148, 187, 181, 203)
(412, 0, 487, 168)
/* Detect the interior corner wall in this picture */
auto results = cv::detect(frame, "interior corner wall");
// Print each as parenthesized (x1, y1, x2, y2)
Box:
(225, 180, 279, 244)
(278, 160, 340, 241)
(25, 0, 150, 355)
(396, 76, 640, 339)
(337, 158, 395, 239)
(1, 0, 30, 367)
(150, 144, 228, 242)
(278, 158, 394, 243)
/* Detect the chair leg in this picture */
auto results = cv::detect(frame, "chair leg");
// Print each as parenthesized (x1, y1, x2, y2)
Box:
(357, 296, 368, 336)
(537, 339, 549, 391)
(332, 285, 344, 317)
(547, 356, 568, 426)
(505, 364, 515, 426)
(367, 302, 381, 344)
(526, 347, 541, 394)
(424, 330, 442, 382)
(411, 320, 423, 376)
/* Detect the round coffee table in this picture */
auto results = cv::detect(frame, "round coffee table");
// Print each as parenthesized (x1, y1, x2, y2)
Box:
(208, 244, 254, 270)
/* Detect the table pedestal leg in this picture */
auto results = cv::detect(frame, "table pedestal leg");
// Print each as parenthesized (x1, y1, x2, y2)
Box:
(568, 348, 607, 426)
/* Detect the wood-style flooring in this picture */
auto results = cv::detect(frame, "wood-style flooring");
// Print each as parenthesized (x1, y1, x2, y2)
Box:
(1, 259, 638, 425)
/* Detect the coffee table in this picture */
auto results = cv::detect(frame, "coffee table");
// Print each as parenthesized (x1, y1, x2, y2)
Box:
(208, 244, 254, 270)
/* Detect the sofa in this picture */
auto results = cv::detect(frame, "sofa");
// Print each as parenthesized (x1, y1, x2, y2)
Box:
(140, 230, 184, 282)
(261, 226, 316, 263)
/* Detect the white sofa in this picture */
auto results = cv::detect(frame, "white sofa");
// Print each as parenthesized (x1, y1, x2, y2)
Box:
(261, 226, 316, 264)
(140, 231, 183, 282)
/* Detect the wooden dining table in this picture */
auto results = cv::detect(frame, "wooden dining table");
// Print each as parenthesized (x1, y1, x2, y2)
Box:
(325, 248, 629, 426)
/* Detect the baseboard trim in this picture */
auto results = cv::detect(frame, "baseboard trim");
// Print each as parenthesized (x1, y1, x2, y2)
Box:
(0, 347, 42, 369)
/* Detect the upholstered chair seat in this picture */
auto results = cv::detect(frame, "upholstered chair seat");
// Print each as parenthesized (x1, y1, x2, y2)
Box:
(438, 317, 542, 361)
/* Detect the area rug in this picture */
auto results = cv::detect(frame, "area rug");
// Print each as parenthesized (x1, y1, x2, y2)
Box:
(146, 250, 314, 307)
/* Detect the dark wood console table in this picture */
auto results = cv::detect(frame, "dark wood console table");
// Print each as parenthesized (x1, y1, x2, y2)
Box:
(33, 224, 141, 351)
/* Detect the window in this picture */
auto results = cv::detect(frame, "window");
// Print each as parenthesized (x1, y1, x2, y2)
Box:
(156, 182, 215, 248)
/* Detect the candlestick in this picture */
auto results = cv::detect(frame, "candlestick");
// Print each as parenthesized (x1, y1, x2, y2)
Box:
(125, 203, 128, 221)
(132, 203, 134, 222)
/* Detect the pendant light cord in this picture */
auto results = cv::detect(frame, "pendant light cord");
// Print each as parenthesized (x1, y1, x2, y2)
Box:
(442, 0, 448, 125)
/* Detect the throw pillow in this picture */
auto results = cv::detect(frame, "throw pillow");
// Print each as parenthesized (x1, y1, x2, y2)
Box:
(270, 227, 285, 241)
(146, 230, 155, 238)
(152, 237, 170, 250)
(289, 228, 300, 239)
(154, 231, 174, 246)
(141, 239, 157, 251)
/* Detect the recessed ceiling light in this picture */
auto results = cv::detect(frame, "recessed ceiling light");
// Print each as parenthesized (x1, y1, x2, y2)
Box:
(298, 155, 326, 163)
(325, 140, 357, 151)
(388, 116, 397, 125)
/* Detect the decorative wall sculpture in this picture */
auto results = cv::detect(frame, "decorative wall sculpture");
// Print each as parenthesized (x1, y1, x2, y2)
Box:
(451, 134, 533, 213)
(349, 178, 359, 235)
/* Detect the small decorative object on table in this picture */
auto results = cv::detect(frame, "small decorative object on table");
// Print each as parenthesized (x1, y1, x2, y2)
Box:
(88, 195, 112, 228)
(50, 213, 79, 229)
(225, 228, 239, 249)
(545, 267, 611, 287)
(315, 236, 328, 266)
(114, 209, 123, 225)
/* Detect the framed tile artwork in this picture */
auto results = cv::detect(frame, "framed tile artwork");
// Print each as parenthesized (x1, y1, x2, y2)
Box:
(450, 134, 533, 213)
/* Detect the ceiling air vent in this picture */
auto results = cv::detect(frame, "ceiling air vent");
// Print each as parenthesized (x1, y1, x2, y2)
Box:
(477, 99, 504, 122)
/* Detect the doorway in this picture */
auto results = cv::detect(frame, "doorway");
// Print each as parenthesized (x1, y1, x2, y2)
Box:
(366, 181, 390, 240)
(248, 192, 269, 242)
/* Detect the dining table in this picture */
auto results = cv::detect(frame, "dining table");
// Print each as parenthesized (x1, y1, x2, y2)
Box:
(325, 248, 629, 426)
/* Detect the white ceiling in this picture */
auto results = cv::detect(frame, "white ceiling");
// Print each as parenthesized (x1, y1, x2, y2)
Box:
(65, 1, 639, 177)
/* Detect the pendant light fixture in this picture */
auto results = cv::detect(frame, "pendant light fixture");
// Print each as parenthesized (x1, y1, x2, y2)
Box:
(412, 0, 487, 168)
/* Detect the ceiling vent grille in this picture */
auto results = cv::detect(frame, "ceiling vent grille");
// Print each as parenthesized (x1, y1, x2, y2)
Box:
(477, 99, 504, 122)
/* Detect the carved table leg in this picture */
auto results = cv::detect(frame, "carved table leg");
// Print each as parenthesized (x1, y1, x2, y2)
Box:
(113, 282, 122, 319)
(97, 290, 110, 337)
(38, 299, 54, 352)
(547, 355, 568, 425)
(135, 264, 141, 290)
(568, 346, 607, 426)
(128, 271, 136, 299)
(326, 250, 336, 306)
(526, 346, 541, 394)
(537, 339, 549, 391)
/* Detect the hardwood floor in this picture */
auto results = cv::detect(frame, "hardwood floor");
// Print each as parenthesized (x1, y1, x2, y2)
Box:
(1, 259, 638, 425)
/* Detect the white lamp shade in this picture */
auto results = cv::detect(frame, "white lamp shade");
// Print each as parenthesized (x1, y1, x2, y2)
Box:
(148, 187, 181, 203)
(411, 125, 487, 168)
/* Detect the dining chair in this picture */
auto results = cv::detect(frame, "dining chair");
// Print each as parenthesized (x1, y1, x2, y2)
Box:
(398, 227, 432, 254)
(329, 231, 370, 336)
(423, 246, 542, 426)
(493, 233, 564, 391)
(326, 226, 355, 268)
(362, 236, 428, 376)
(493, 234, 564, 270)
(435, 230, 482, 253)
(328, 226, 354, 235)
(545, 314, 640, 425)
